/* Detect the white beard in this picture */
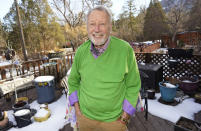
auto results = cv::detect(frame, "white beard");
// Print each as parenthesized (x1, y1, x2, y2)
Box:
(89, 33, 107, 46)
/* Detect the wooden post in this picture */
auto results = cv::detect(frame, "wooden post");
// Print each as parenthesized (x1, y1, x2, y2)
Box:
(22, 65, 25, 75)
(67, 55, 70, 70)
(56, 63, 60, 82)
(14, 0, 28, 61)
(70, 54, 73, 65)
(0, 69, 6, 80)
(38, 61, 41, 76)
(63, 56, 67, 74)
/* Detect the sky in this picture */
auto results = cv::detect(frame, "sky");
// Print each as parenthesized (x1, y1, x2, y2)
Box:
(0, 0, 151, 21)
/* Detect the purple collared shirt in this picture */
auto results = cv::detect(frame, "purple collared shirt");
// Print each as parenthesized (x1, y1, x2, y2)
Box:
(90, 37, 110, 59)
(69, 37, 136, 116)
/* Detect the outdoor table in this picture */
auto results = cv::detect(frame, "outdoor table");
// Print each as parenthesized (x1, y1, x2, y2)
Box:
(138, 63, 163, 92)
(0, 74, 34, 96)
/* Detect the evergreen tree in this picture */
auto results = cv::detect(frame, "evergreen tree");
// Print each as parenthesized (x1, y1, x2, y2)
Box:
(0, 21, 7, 47)
(186, 0, 201, 30)
(115, 0, 137, 42)
(135, 7, 146, 41)
(3, 0, 65, 54)
(143, 0, 169, 41)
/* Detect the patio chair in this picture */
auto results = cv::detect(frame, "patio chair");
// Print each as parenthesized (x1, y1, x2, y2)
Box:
(60, 76, 78, 131)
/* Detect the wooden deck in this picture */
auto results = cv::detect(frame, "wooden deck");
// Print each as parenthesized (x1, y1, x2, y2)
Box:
(1, 87, 200, 131)
(60, 111, 175, 131)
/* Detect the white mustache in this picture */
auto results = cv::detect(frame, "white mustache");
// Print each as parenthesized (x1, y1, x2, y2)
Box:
(92, 33, 104, 37)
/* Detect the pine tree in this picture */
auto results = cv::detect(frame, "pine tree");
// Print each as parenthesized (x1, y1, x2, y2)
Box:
(115, 0, 137, 42)
(186, 0, 201, 30)
(0, 21, 7, 47)
(143, 0, 169, 41)
(3, 0, 65, 53)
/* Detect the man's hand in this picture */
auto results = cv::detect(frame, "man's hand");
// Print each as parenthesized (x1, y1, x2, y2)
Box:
(74, 102, 81, 116)
(119, 111, 130, 125)
(121, 112, 130, 120)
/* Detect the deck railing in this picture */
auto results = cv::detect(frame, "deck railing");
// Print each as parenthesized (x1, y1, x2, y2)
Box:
(0, 53, 75, 82)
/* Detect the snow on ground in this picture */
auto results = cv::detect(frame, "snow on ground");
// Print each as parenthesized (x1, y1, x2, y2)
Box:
(5, 92, 201, 130)
(0, 61, 12, 66)
(152, 48, 168, 53)
(7, 94, 68, 131)
(145, 93, 201, 123)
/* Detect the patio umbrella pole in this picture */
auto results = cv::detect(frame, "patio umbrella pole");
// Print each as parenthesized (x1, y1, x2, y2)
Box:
(12, 60, 18, 101)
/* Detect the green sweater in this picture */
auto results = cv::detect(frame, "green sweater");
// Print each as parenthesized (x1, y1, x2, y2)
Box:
(68, 36, 141, 122)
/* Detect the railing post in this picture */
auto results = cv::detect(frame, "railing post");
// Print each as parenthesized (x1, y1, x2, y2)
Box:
(63, 56, 67, 75)
(1, 69, 6, 80)
(38, 61, 41, 76)
(56, 63, 60, 82)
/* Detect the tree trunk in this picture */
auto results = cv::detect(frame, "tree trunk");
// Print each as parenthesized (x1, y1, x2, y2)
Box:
(15, 0, 28, 61)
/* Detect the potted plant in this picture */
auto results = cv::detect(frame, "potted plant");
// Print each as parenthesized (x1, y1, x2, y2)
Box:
(159, 81, 178, 102)
(175, 116, 201, 131)
(179, 77, 199, 95)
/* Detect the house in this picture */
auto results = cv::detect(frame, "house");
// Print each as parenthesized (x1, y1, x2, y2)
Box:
(161, 31, 201, 49)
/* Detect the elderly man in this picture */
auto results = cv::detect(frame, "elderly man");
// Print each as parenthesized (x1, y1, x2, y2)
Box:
(68, 6, 141, 131)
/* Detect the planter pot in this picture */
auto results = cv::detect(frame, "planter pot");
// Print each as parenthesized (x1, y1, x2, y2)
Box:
(179, 77, 199, 95)
(12, 101, 30, 112)
(147, 89, 155, 99)
(174, 117, 201, 131)
(14, 109, 32, 128)
(159, 81, 178, 102)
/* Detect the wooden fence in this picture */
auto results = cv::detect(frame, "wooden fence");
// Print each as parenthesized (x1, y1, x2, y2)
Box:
(135, 53, 201, 79)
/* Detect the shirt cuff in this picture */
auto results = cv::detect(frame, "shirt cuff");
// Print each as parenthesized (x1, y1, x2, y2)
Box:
(123, 99, 136, 116)
(69, 91, 79, 106)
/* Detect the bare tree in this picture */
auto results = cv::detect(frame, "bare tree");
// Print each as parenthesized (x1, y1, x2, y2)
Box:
(84, 0, 112, 9)
(52, 0, 86, 29)
(166, 0, 186, 43)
